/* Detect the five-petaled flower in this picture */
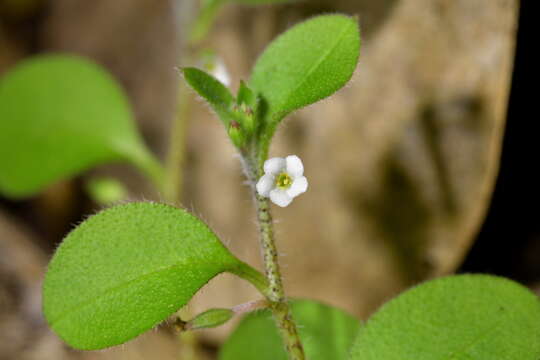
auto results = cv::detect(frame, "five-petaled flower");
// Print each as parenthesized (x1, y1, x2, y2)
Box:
(256, 155, 308, 207)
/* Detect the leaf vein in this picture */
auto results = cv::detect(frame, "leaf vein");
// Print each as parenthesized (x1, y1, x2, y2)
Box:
(271, 20, 354, 122)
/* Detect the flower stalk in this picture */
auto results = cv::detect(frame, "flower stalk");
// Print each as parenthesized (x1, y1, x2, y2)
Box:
(243, 153, 306, 360)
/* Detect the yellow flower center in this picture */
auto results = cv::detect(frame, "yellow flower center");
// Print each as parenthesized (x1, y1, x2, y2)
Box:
(275, 172, 293, 189)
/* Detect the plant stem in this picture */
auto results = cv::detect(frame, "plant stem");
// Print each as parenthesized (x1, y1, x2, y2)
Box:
(165, 79, 200, 360)
(130, 146, 166, 194)
(165, 79, 191, 204)
(254, 194, 306, 360)
(231, 299, 269, 315)
(243, 153, 306, 360)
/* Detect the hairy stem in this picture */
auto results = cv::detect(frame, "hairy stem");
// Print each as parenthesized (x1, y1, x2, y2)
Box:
(244, 153, 306, 360)
(255, 195, 306, 360)
(232, 299, 269, 315)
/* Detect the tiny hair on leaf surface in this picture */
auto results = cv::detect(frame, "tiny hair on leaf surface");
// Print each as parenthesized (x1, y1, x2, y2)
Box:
(0, 54, 162, 198)
(349, 274, 540, 360)
(43, 202, 264, 350)
(219, 299, 361, 360)
(249, 14, 360, 158)
(182, 66, 235, 127)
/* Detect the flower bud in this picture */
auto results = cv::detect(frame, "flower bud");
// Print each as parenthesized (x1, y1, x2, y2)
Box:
(228, 120, 245, 148)
(235, 80, 259, 135)
(237, 105, 256, 135)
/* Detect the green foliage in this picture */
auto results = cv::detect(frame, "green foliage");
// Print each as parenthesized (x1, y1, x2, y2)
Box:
(183, 67, 258, 148)
(190, 0, 293, 43)
(249, 14, 360, 159)
(43, 202, 264, 350)
(191, 0, 225, 43)
(0, 54, 163, 198)
(187, 308, 235, 330)
(85, 177, 128, 205)
(183, 67, 235, 126)
(185, 14, 360, 156)
(237, 80, 258, 110)
(349, 274, 540, 360)
(219, 299, 361, 360)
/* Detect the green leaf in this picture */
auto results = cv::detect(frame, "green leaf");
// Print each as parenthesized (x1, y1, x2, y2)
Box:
(190, 0, 293, 43)
(183, 67, 258, 148)
(249, 14, 360, 157)
(0, 54, 163, 198)
(349, 274, 540, 360)
(237, 80, 258, 109)
(190, 0, 226, 43)
(43, 202, 266, 350)
(187, 308, 235, 330)
(219, 299, 361, 360)
(183, 67, 235, 126)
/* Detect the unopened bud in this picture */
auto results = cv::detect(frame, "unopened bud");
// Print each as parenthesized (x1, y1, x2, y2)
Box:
(242, 108, 256, 135)
(235, 81, 259, 134)
(228, 121, 245, 148)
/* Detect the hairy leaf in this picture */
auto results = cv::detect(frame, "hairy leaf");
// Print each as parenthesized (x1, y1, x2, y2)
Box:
(43, 202, 263, 350)
(250, 14, 360, 153)
(183, 67, 235, 126)
(187, 308, 235, 330)
(0, 55, 162, 198)
(219, 299, 361, 360)
(237, 80, 258, 110)
(349, 274, 540, 360)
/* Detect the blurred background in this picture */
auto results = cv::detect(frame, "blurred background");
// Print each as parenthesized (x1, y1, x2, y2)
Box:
(0, 0, 535, 359)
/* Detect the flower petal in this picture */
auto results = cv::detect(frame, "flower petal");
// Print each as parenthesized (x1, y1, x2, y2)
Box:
(256, 174, 275, 197)
(269, 189, 293, 207)
(264, 157, 286, 175)
(286, 176, 308, 198)
(286, 155, 304, 177)
(213, 59, 231, 87)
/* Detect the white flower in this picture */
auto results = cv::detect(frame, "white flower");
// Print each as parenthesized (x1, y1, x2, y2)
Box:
(256, 155, 308, 207)
(211, 58, 230, 87)
(202, 54, 231, 87)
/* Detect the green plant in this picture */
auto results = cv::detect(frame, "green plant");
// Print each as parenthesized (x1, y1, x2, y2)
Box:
(0, 8, 539, 360)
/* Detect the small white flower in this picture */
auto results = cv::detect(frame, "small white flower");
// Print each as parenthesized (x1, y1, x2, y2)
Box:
(256, 155, 308, 207)
(211, 58, 231, 87)
(202, 54, 231, 87)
